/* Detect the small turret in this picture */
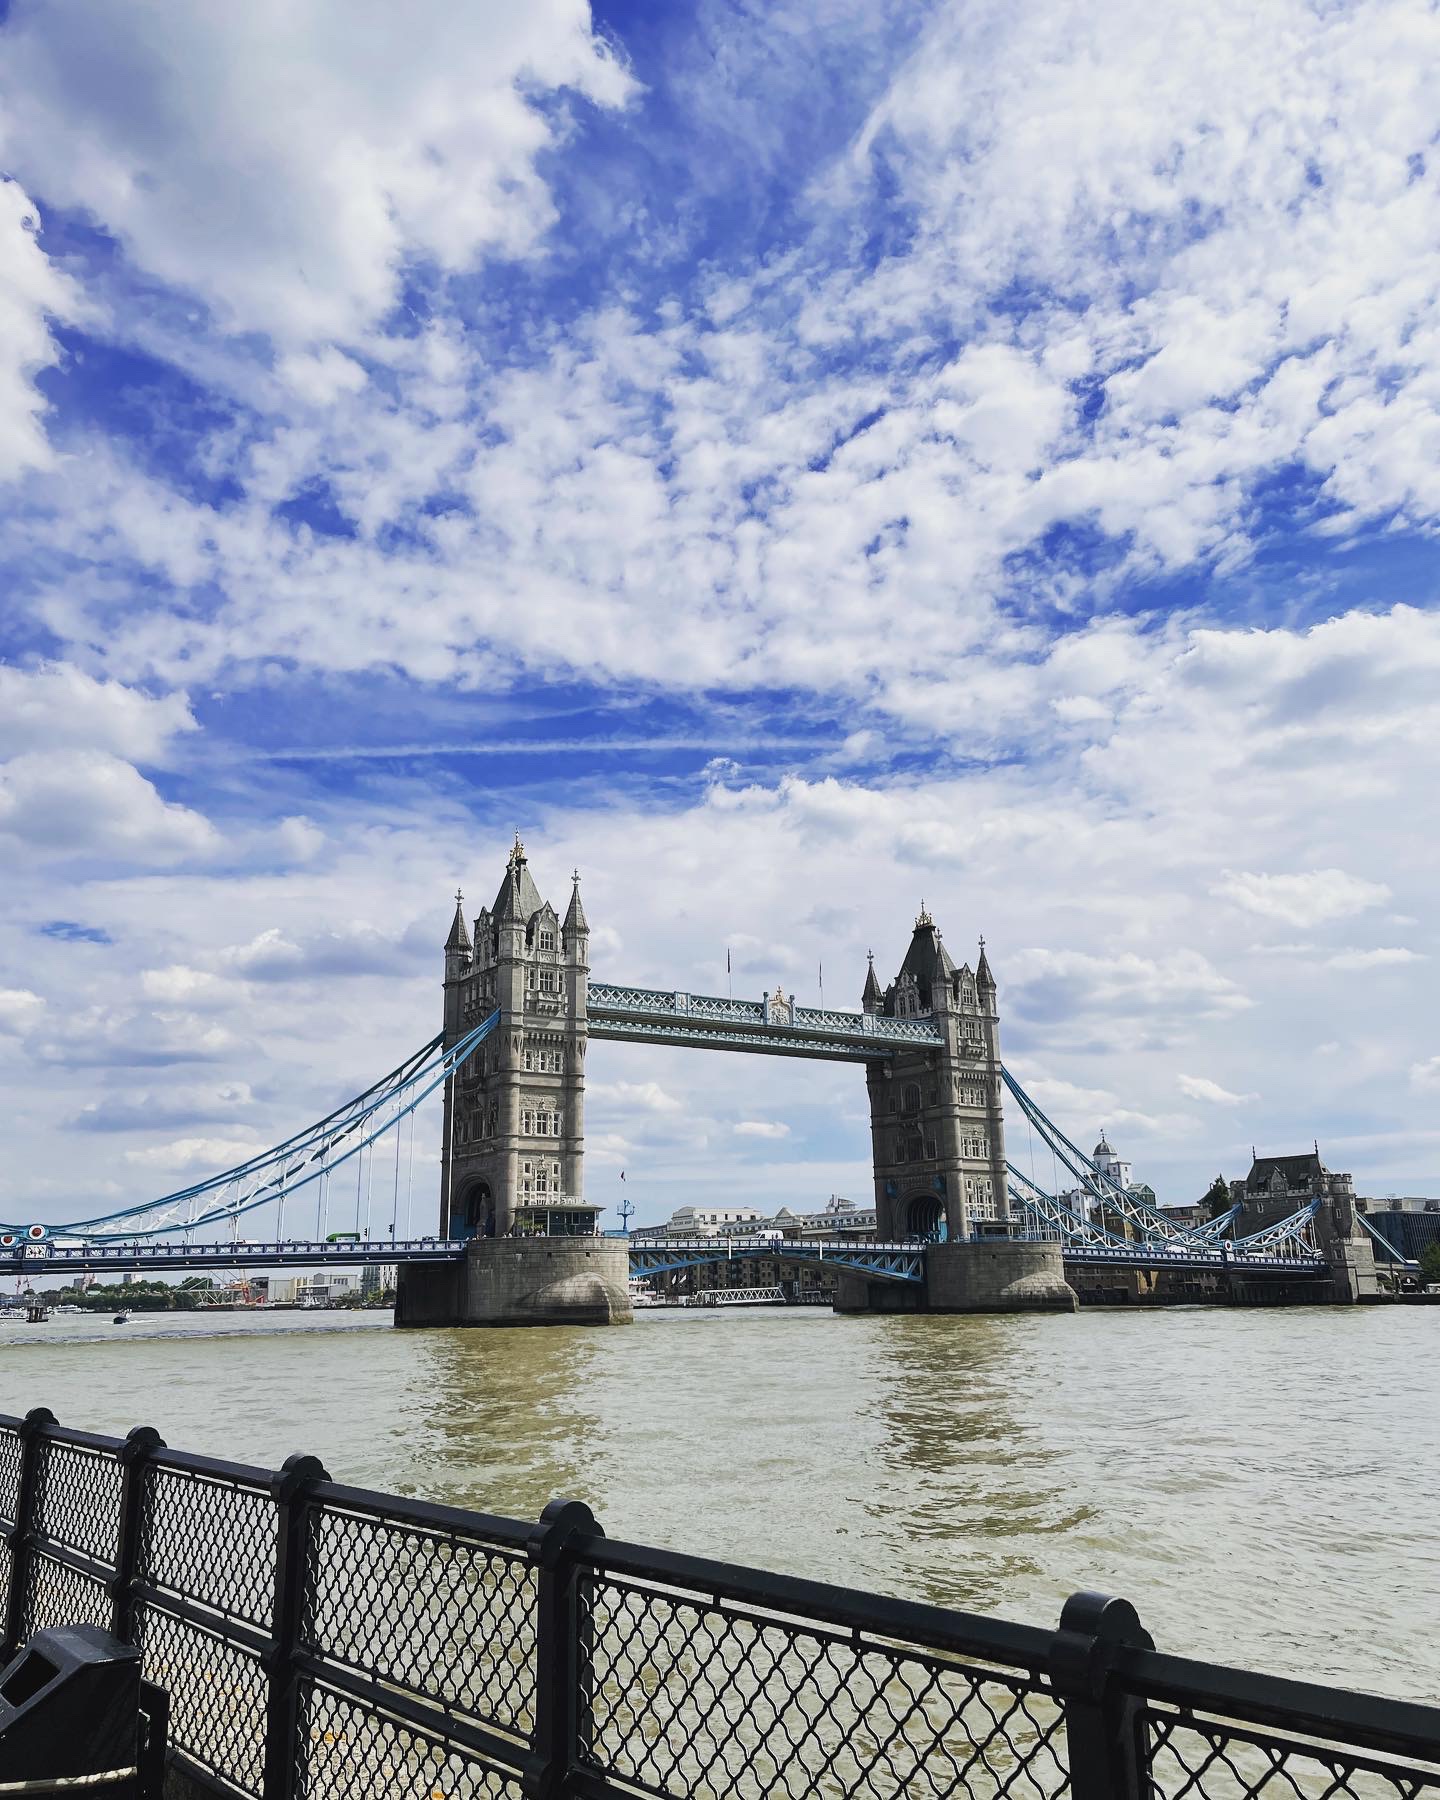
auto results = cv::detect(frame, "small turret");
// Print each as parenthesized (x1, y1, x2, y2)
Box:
(861, 950, 882, 1013)
(444, 889, 471, 979)
(976, 937, 995, 998)
(563, 870, 589, 940)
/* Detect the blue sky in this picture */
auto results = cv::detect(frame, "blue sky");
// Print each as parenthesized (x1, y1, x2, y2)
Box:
(3, 0, 1440, 1233)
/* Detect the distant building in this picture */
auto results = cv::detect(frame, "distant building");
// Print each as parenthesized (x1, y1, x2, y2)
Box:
(1357, 1196, 1440, 1266)
(1157, 1200, 1211, 1230)
(632, 1196, 876, 1243)
(361, 1263, 396, 1298)
(631, 1205, 764, 1242)
(1058, 1130, 1158, 1237)
(1358, 1194, 1440, 1213)
(291, 1272, 361, 1306)
(716, 1195, 877, 1241)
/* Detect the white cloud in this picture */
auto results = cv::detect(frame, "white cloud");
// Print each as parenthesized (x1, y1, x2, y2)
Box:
(141, 966, 220, 1003)
(1213, 870, 1391, 930)
(0, 664, 196, 761)
(1325, 948, 1425, 972)
(0, 750, 216, 862)
(0, 989, 45, 1036)
(733, 1120, 791, 1139)
(1411, 1057, 1440, 1092)
(70, 1080, 255, 1134)
(0, 178, 75, 481)
(1006, 946, 1252, 1025)
(122, 1135, 265, 1173)
(589, 1080, 683, 1114)
(1178, 1075, 1256, 1107)
(0, 1, 634, 348)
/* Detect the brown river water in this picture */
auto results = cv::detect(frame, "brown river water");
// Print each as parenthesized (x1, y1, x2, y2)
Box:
(1, 1302, 1435, 1701)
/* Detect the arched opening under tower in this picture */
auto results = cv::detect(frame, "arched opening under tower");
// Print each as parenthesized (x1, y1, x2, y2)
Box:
(904, 1193, 945, 1242)
(456, 1179, 495, 1240)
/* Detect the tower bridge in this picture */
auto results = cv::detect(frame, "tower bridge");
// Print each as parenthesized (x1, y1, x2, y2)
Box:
(2, 839, 1383, 1324)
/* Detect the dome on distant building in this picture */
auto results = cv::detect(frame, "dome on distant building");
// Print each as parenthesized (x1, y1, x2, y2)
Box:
(1094, 1131, 1115, 1159)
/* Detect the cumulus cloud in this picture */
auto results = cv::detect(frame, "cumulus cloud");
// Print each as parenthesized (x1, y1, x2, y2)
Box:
(0, 177, 74, 481)
(69, 1080, 255, 1134)
(1177, 1075, 1256, 1107)
(733, 1120, 791, 1139)
(141, 966, 221, 1003)
(122, 1135, 265, 1173)
(0, 0, 634, 348)
(1006, 947, 1252, 1027)
(588, 1081, 683, 1114)
(1213, 870, 1391, 929)
(0, 989, 45, 1036)
(0, 750, 216, 862)
(1325, 948, 1425, 972)
(220, 924, 417, 982)
(0, 664, 196, 762)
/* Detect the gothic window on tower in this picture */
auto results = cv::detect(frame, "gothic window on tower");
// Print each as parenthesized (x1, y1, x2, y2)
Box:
(539, 968, 559, 993)
(521, 1162, 533, 1196)
(539, 929, 555, 951)
(893, 1136, 906, 1163)
(925, 1137, 938, 1160)
(907, 1135, 922, 1162)
(903, 1082, 921, 1114)
(523, 1050, 533, 1070)
(521, 1108, 533, 1134)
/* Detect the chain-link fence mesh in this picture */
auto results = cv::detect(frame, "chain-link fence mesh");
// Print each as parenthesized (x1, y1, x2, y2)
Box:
(297, 1682, 527, 1800)
(0, 1412, 1434, 1800)
(1146, 1713, 1440, 1800)
(582, 1572, 1070, 1800)
(0, 1425, 22, 1527)
(141, 1463, 276, 1629)
(304, 1503, 538, 1739)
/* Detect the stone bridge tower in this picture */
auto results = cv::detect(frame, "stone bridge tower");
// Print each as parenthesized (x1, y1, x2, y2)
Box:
(864, 906, 1011, 1243)
(439, 837, 590, 1238)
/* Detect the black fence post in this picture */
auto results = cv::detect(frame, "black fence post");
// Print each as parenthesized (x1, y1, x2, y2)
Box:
(1, 1406, 56, 1662)
(1050, 1591, 1154, 1800)
(527, 1499, 603, 1800)
(263, 1451, 329, 1800)
(112, 1425, 164, 1644)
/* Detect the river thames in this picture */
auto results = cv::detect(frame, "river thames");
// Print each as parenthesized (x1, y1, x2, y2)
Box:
(2, 1303, 1434, 1700)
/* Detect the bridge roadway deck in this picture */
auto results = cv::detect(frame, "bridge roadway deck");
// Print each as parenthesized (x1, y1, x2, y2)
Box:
(0, 1238, 467, 1278)
(0, 1235, 1329, 1282)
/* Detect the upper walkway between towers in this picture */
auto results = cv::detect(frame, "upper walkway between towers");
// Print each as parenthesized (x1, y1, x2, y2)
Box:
(586, 981, 943, 1060)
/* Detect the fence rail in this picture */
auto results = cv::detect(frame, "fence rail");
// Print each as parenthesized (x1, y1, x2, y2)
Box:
(0, 1409, 1436, 1800)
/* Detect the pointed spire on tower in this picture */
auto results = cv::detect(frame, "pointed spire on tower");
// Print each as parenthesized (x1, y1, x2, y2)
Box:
(563, 869, 588, 935)
(862, 949, 883, 1013)
(445, 889, 471, 953)
(976, 934, 995, 993)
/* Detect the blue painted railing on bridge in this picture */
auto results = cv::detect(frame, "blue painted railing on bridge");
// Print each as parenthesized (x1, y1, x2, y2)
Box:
(627, 1237, 925, 1282)
(0, 1237, 468, 1278)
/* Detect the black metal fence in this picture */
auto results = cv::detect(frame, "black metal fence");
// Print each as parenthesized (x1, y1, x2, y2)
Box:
(1, 1407, 1437, 1800)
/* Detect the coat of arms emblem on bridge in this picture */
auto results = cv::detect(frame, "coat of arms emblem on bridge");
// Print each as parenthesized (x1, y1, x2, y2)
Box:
(762, 985, 795, 1026)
